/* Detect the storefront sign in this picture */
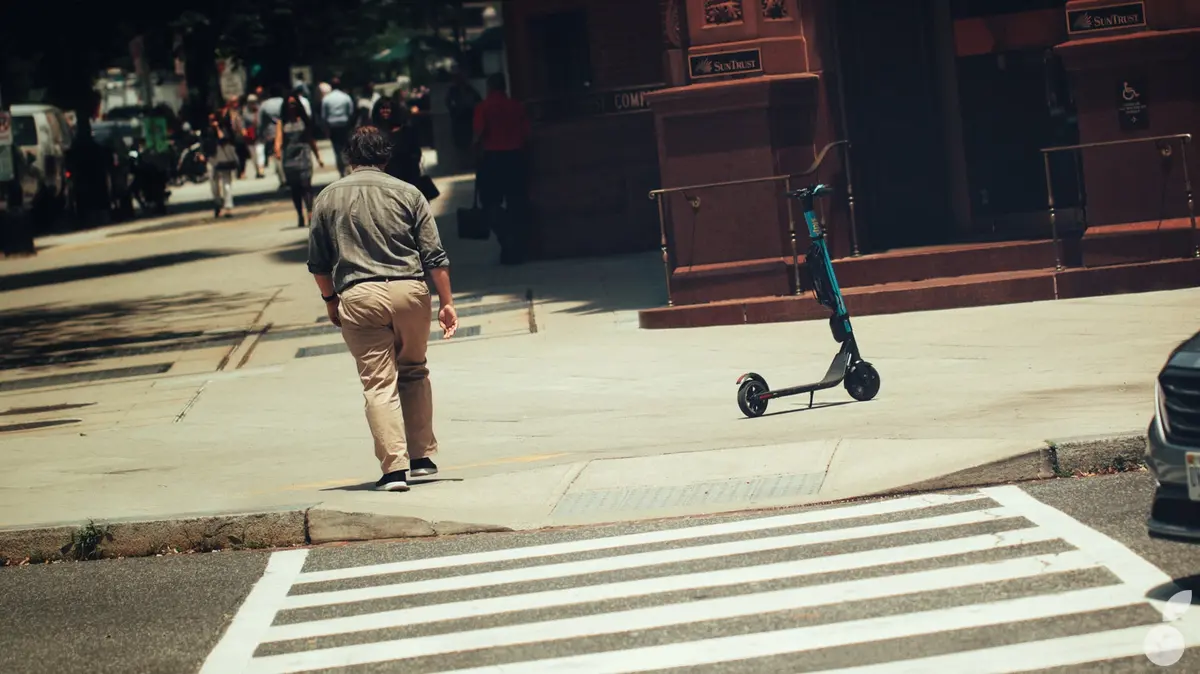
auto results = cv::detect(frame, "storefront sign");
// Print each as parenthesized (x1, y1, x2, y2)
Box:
(689, 48, 763, 80)
(1117, 78, 1149, 131)
(528, 85, 665, 123)
(1066, 2, 1146, 35)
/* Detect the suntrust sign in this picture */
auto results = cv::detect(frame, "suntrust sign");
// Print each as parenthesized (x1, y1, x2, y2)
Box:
(1066, 1, 1146, 35)
(689, 48, 764, 80)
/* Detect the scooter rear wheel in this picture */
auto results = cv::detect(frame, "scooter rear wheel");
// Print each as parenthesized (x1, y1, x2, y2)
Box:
(737, 379, 770, 418)
(845, 361, 881, 402)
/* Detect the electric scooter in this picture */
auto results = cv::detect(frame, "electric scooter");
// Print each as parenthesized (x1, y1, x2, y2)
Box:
(735, 183, 881, 418)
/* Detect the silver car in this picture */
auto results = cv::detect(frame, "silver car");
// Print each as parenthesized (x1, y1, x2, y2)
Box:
(1146, 331, 1200, 541)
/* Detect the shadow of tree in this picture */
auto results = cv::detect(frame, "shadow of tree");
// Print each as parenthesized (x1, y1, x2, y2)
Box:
(0, 249, 239, 293)
(0, 290, 270, 371)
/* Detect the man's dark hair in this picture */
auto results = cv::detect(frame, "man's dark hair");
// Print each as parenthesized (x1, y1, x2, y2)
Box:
(331, 76, 342, 90)
(344, 125, 393, 167)
(487, 73, 506, 93)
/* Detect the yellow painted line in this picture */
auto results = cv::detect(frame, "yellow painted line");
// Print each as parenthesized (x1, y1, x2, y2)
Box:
(252, 452, 573, 495)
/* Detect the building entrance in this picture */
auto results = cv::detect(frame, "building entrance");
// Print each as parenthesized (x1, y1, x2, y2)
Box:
(833, 0, 956, 252)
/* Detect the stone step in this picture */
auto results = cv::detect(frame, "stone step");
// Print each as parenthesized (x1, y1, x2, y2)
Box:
(668, 239, 1060, 306)
(1081, 218, 1196, 267)
(639, 257, 1200, 329)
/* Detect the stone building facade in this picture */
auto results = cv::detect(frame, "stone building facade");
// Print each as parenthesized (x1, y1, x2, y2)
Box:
(501, 0, 1200, 306)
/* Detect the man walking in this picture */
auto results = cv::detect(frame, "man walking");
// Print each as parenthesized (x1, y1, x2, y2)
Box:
(307, 126, 459, 492)
(321, 77, 355, 177)
(473, 73, 532, 265)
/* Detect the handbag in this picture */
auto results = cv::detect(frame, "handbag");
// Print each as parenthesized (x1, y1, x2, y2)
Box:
(414, 175, 441, 201)
(214, 142, 240, 171)
(456, 182, 490, 240)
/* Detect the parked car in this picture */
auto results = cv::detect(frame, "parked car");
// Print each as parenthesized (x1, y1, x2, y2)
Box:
(10, 103, 74, 226)
(1146, 331, 1200, 541)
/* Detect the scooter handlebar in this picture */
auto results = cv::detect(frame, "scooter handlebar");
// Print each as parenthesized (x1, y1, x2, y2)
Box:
(786, 183, 832, 200)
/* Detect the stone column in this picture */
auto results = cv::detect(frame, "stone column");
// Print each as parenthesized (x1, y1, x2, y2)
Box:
(645, 0, 846, 306)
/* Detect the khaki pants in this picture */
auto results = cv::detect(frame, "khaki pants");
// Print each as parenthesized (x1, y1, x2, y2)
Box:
(338, 280, 437, 474)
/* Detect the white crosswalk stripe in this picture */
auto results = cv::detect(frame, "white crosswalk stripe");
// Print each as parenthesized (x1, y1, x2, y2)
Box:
(201, 486, 1198, 674)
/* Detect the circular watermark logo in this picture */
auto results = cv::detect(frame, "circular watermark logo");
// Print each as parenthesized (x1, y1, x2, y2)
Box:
(1145, 625, 1185, 667)
(1145, 590, 1192, 667)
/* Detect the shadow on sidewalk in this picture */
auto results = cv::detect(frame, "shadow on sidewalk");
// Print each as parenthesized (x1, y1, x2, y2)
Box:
(322, 477, 464, 492)
(756, 400, 858, 418)
(0, 289, 270, 372)
(0, 249, 239, 293)
(269, 177, 668, 316)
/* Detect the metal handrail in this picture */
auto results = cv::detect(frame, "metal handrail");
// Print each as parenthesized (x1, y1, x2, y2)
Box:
(647, 140, 859, 306)
(647, 140, 850, 197)
(1039, 133, 1197, 270)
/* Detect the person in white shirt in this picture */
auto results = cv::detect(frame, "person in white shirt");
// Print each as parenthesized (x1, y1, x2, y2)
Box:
(321, 77, 356, 177)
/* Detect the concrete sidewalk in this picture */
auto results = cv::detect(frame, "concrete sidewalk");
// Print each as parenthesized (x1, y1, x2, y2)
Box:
(0, 165, 1196, 561)
(1, 282, 1194, 559)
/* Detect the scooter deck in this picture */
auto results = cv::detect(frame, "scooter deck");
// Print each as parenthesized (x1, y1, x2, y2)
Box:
(761, 347, 851, 400)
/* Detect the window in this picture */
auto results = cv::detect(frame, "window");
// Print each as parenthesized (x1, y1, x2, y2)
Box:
(529, 11, 593, 95)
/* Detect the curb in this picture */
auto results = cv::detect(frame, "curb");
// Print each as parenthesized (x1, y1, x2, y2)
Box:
(0, 506, 513, 566)
(0, 433, 1147, 565)
(874, 431, 1148, 498)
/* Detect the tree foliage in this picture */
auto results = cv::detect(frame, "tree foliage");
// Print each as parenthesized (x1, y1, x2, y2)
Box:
(0, 0, 466, 112)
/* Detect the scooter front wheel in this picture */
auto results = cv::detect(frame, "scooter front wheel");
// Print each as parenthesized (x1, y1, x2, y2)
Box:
(737, 379, 770, 418)
(845, 361, 881, 402)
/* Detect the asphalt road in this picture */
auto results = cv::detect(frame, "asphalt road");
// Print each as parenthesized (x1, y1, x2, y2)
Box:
(3, 472, 1200, 674)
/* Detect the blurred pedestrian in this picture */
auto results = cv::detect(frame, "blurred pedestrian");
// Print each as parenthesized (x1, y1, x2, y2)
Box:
(204, 111, 240, 217)
(321, 77, 355, 177)
(219, 96, 248, 179)
(371, 93, 421, 185)
(260, 85, 287, 189)
(243, 93, 265, 178)
(445, 70, 481, 169)
(275, 93, 325, 227)
(473, 73, 532, 264)
(65, 116, 112, 228)
(356, 83, 378, 128)
(306, 125, 458, 492)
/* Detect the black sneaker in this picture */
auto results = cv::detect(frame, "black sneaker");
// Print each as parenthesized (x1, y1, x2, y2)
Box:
(374, 470, 409, 492)
(410, 458, 438, 478)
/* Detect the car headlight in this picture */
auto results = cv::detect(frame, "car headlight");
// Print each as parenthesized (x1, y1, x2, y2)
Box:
(1156, 379, 1172, 435)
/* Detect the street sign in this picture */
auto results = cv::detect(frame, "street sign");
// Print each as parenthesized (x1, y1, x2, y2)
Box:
(0, 111, 12, 147)
(1117, 78, 1149, 131)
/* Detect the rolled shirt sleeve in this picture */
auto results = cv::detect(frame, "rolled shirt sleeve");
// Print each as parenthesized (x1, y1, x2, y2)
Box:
(306, 200, 334, 275)
(411, 193, 450, 269)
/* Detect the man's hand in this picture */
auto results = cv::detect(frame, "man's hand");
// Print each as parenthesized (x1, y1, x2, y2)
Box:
(326, 298, 342, 328)
(439, 304, 458, 339)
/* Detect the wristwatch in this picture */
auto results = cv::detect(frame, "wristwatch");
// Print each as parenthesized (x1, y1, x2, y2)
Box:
(322, 293, 338, 303)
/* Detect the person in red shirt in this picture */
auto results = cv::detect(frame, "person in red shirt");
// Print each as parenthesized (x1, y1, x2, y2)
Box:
(473, 73, 532, 265)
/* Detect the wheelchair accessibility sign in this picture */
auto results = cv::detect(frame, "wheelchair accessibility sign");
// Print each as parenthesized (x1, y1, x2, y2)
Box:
(1118, 79, 1149, 131)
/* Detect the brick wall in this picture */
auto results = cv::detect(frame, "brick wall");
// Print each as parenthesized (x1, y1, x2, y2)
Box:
(503, 0, 669, 259)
